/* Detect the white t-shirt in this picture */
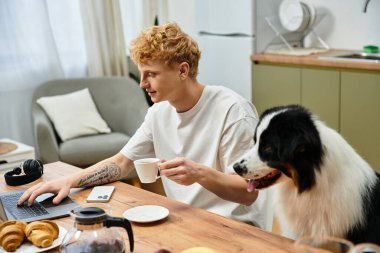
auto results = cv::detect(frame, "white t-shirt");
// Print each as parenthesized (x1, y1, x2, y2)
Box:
(121, 85, 267, 226)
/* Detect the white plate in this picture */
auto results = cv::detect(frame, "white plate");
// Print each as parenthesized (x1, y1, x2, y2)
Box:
(301, 0, 316, 29)
(0, 225, 67, 253)
(123, 205, 169, 223)
(279, 0, 314, 32)
(279, 0, 303, 31)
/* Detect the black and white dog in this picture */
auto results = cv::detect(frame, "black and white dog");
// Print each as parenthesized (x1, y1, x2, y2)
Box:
(233, 105, 380, 244)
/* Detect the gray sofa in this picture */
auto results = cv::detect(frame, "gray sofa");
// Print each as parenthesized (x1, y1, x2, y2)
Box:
(32, 76, 149, 169)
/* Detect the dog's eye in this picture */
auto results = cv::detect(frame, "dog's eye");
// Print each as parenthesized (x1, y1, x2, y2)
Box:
(296, 144, 305, 153)
(263, 146, 273, 154)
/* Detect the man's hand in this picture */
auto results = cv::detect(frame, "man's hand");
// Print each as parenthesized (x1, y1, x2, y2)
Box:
(159, 157, 204, 185)
(17, 178, 71, 206)
(159, 157, 258, 205)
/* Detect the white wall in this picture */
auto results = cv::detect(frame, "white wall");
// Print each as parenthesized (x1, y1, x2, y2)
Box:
(167, 0, 197, 38)
(167, 0, 380, 51)
(311, 0, 380, 50)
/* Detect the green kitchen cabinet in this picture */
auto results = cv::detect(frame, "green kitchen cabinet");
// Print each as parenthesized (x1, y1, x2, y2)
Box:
(252, 64, 340, 131)
(301, 68, 340, 130)
(252, 63, 379, 171)
(252, 64, 301, 114)
(340, 71, 380, 171)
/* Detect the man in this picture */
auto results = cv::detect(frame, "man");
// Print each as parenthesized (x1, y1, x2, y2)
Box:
(19, 22, 264, 226)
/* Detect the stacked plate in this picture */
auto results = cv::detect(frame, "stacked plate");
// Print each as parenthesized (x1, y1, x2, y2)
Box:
(279, 0, 316, 32)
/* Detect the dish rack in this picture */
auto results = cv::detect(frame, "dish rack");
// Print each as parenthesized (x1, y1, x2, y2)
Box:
(264, 12, 329, 54)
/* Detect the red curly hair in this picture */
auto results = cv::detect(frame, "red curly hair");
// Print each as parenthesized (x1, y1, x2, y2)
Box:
(129, 22, 201, 79)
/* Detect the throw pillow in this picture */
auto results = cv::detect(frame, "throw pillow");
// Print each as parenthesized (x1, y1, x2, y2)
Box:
(37, 88, 111, 141)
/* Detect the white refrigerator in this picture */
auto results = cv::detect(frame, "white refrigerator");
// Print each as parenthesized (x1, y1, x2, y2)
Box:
(195, 0, 281, 101)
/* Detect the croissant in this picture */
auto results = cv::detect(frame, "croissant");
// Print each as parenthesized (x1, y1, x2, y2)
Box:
(0, 220, 27, 252)
(25, 220, 59, 248)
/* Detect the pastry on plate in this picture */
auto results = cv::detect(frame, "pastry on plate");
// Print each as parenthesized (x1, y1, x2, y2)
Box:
(0, 220, 27, 252)
(25, 220, 59, 248)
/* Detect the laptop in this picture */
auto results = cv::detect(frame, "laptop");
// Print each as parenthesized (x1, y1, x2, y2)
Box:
(0, 189, 78, 222)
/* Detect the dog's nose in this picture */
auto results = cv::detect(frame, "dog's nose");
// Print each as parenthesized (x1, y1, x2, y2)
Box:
(233, 160, 247, 176)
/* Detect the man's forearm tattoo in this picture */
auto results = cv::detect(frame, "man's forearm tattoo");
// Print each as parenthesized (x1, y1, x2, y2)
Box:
(77, 162, 122, 187)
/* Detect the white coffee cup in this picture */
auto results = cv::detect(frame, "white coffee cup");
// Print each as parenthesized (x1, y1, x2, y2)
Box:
(133, 158, 161, 183)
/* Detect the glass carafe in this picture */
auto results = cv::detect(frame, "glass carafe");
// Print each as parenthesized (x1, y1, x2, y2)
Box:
(60, 204, 134, 253)
(294, 236, 380, 253)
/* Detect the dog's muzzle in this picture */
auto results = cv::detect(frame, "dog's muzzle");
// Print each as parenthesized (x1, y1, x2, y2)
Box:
(233, 159, 248, 176)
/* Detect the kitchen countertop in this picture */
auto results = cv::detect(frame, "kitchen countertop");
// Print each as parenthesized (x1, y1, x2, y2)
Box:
(251, 49, 380, 71)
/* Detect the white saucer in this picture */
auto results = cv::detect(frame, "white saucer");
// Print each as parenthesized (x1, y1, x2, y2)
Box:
(123, 205, 169, 223)
(0, 225, 67, 253)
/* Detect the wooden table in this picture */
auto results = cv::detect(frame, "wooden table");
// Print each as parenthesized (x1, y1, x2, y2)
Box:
(0, 162, 302, 253)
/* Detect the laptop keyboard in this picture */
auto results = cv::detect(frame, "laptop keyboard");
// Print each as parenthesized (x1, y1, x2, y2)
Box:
(1, 192, 48, 219)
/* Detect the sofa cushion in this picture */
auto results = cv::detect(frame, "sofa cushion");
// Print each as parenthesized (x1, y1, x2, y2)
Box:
(36, 88, 111, 141)
(59, 132, 129, 167)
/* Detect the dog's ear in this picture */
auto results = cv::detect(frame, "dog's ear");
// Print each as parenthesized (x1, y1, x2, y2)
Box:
(277, 139, 320, 193)
(277, 137, 299, 162)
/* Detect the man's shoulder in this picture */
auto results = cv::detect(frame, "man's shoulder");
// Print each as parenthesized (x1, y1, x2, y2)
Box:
(206, 85, 235, 95)
(205, 86, 258, 118)
(206, 86, 247, 103)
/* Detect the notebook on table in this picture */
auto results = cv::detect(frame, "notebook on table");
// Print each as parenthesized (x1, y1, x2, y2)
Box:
(0, 189, 78, 222)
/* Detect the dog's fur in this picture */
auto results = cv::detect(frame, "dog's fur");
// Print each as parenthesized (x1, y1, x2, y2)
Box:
(233, 105, 380, 244)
